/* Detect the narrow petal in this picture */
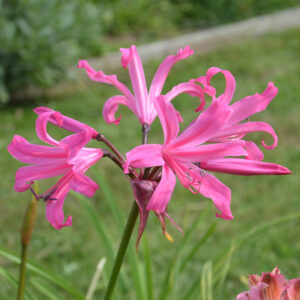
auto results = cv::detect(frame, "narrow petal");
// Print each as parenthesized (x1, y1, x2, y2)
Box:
(205, 67, 236, 104)
(78, 60, 135, 106)
(69, 172, 99, 197)
(200, 158, 291, 175)
(212, 121, 278, 149)
(173, 99, 232, 148)
(147, 165, 177, 212)
(165, 82, 206, 112)
(7, 135, 66, 164)
(14, 164, 71, 192)
(45, 186, 72, 230)
(228, 82, 278, 125)
(244, 141, 264, 161)
(102, 95, 134, 125)
(123, 144, 164, 173)
(194, 172, 233, 220)
(34, 107, 98, 138)
(120, 46, 150, 123)
(155, 96, 180, 144)
(149, 46, 194, 98)
(287, 279, 300, 300)
(168, 141, 247, 163)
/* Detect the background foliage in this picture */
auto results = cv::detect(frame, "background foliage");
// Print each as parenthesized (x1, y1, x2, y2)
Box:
(0, 0, 299, 104)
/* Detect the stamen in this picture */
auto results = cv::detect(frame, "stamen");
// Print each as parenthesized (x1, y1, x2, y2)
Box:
(164, 231, 174, 243)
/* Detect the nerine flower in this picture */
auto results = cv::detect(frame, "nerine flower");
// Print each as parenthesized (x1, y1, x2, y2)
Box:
(123, 93, 290, 222)
(78, 45, 213, 126)
(7, 109, 103, 229)
(237, 267, 300, 300)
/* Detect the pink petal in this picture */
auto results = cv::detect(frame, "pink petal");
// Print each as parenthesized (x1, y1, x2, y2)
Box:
(45, 186, 72, 230)
(155, 96, 180, 144)
(59, 131, 92, 161)
(69, 171, 99, 197)
(168, 141, 247, 163)
(123, 144, 164, 173)
(212, 121, 278, 149)
(7, 135, 66, 164)
(102, 95, 134, 125)
(261, 272, 285, 300)
(173, 99, 231, 148)
(120, 46, 151, 124)
(34, 107, 98, 138)
(196, 172, 233, 220)
(205, 67, 236, 104)
(165, 82, 206, 111)
(200, 158, 291, 175)
(149, 46, 194, 98)
(244, 141, 264, 161)
(35, 111, 60, 146)
(14, 163, 71, 192)
(147, 165, 176, 212)
(287, 279, 300, 300)
(236, 283, 267, 300)
(228, 82, 278, 125)
(78, 60, 135, 106)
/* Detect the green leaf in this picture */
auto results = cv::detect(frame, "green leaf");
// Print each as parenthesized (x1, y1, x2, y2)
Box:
(0, 266, 35, 300)
(0, 246, 85, 300)
(30, 277, 64, 300)
(201, 261, 213, 300)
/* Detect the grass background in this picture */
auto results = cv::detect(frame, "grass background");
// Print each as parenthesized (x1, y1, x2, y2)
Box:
(0, 28, 299, 299)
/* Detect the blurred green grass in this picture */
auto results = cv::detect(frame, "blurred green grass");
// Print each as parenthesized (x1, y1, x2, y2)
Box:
(0, 28, 300, 299)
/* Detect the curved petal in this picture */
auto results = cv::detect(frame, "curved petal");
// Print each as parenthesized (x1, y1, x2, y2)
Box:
(205, 67, 236, 104)
(228, 82, 278, 125)
(120, 46, 150, 123)
(7, 135, 66, 164)
(149, 46, 194, 98)
(212, 121, 278, 149)
(169, 141, 247, 163)
(173, 99, 231, 148)
(70, 172, 99, 197)
(165, 82, 206, 112)
(45, 186, 72, 230)
(35, 111, 59, 146)
(102, 95, 134, 125)
(34, 107, 98, 138)
(155, 96, 180, 144)
(147, 165, 176, 212)
(78, 60, 135, 105)
(287, 279, 300, 300)
(200, 158, 291, 175)
(123, 144, 164, 173)
(14, 163, 71, 192)
(199, 173, 233, 220)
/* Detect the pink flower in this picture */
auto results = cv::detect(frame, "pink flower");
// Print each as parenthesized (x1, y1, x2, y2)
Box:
(237, 268, 300, 300)
(78, 45, 212, 125)
(7, 109, 103, 229)
(123, 92, 290, 222)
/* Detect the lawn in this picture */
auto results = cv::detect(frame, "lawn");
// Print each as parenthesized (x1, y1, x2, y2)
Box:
(0, 28, 300, 299)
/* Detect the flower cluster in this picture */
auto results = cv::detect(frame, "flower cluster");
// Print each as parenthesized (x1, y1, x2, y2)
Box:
(237, 267, 300, 300)
(8, 45, 290, 242)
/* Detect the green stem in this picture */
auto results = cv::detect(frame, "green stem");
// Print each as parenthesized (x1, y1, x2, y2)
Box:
(103, 201, 139, 300)
(17, 245, 28, 300)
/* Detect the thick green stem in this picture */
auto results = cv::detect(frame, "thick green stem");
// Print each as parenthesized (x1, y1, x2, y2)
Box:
(103, 201, 139, 300)
(17, 245, 28, 300)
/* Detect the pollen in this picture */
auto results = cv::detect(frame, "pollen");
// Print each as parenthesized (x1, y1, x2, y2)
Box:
(164, 231, 174, 243)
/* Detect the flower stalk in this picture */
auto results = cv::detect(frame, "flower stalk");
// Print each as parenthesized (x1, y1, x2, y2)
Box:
(18, 185, 38, 300)
(103, 201, 139, 300)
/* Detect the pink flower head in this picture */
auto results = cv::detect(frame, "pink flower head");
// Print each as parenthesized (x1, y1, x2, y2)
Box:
(78, 45, 212, 125)
(237, 268, 300, 300)
(7, 109, 103, 229)
(123, 91, 290, 224)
